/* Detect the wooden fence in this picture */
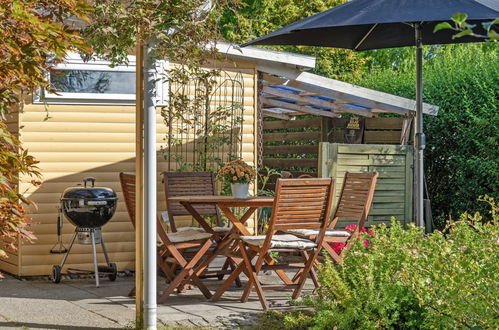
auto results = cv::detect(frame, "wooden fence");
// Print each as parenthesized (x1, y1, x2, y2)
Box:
(262, 117, 409, 179)
(319, 143, 414, 227)
(262, 117, 321, 176)
(324, 117, 410, 144)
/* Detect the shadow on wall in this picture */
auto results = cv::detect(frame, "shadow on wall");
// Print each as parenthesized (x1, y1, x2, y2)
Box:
(21, 126, 247, 278)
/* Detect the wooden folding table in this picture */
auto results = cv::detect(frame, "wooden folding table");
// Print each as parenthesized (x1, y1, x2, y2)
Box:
(168, 196, 294, 296)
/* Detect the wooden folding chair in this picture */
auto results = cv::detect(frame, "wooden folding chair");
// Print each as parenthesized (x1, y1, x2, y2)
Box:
(212, 178, 335, 310)
(119, 172, 215, 302)
(162, 171, 240, 283)
(162, 171, 227, 233)
(285, 172, 378, 264)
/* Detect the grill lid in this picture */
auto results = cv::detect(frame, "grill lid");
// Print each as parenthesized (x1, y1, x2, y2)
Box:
(61, 177, 117, 201)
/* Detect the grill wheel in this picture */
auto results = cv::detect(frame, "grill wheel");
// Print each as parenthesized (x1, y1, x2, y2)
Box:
(108, 263, 117, 281)
(52, 265, 62, 283)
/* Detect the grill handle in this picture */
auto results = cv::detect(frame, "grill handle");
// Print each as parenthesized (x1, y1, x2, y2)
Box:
(83, 177, 96, 187)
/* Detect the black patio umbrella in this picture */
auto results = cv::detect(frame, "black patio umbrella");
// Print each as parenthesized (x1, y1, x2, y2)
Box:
(243, 0, 499, 230)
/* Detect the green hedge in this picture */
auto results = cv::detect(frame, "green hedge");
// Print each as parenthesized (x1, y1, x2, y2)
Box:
(355, 43, 499, 228)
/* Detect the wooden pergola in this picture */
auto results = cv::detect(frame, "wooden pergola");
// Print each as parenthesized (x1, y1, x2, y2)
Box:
(260, 71, 439, 120)
(216, 41, 439, 120)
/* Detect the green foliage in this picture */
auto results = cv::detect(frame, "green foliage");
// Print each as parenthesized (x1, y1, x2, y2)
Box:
(354, 43, 499, 228)
(288, 198, 499, 329)
(434, 13, 499, 41)
(0, 122, 41, 277)
(0, 0, 91, 114)
(301, 222, 423, 329)
(0, 0, 89, 277)
(219, 0, 369, 80)
(83, 0, 225, 67)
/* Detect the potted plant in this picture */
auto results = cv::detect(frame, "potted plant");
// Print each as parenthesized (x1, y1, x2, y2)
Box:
(218, 159, 256, 198)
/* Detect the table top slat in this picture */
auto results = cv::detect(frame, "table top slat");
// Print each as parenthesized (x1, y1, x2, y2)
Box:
(169, 195, 274, 207)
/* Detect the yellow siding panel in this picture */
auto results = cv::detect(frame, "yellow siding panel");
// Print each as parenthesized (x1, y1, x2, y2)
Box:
(9, 61, 257, 276)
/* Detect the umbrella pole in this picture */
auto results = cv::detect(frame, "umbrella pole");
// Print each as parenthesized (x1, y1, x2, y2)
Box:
(414, 23, 426, 229)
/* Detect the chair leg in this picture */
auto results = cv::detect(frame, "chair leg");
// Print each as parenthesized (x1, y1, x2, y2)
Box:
(211, 260, 247, 301)
(302, 250, 320, 289)
(158, 240, 213, 303)
(240, 250, 259, 303)
(322, 242, 343, 264)
(239, 242, 268, 310)
(291, 250, 318, 300)
(128, 286, 136, 297)
(218, 258, 230, 280)
(229, 258, 243, 287)
(291, 269, 303, 284)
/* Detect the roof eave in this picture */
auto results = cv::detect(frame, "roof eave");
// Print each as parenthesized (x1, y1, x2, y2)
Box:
(214, 41, 316, 70)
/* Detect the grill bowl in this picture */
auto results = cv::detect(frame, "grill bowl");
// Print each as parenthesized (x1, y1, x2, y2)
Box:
(61, 184, 117, 228)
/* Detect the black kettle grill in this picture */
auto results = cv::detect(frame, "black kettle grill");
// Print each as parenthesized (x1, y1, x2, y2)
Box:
(50, 177, 118, 287)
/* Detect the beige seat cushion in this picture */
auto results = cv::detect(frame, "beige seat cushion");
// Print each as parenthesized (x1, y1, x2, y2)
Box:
(167, 230, 212, 244)
(284, 229, 351, 238)
(241, 234, 317, 249)
(177, 226, 231, 233)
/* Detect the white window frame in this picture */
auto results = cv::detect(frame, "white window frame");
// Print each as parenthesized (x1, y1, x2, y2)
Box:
(34, 52, 168, 106)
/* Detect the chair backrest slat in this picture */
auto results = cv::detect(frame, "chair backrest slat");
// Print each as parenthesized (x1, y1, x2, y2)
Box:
(119, 172, 136, 228)
(270, 178, 334, 234)
(330, 172, 379, 235)
(162, 171, 222, 231)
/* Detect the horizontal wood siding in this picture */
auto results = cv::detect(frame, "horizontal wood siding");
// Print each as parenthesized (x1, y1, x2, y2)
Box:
(319, 143, 413, 228)
(9, 61, 257, 276)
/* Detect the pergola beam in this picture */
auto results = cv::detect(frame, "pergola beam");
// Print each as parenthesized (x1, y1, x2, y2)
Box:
(261, 72, 439, 116)
(263, 86, 374, 118)
(262, 97, 341, 118)
(262, 110, 293, 120)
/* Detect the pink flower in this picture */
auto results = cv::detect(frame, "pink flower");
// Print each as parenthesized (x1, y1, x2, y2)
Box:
(345, 224, 357, 232)
(330, 242, 345, 254)
(363, 239, 369, 248)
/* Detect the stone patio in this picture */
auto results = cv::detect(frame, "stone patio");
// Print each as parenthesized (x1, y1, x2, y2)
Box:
(0, 262, 314, 329)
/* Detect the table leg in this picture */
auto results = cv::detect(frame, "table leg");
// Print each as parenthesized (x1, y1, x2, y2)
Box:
(218, 206, 293, 285)
(180, 202, 215, 233)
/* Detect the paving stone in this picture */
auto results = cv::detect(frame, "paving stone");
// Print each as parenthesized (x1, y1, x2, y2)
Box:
(0, 259, 315, 329)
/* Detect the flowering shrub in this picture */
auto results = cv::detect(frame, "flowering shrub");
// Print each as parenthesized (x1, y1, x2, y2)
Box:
(217, 159, 256, 184)
(286, 197, 499, 329)
(329, 224, 375, 255)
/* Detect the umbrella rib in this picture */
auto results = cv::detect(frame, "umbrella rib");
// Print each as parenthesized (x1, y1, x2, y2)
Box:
(354, 23, 378, 50)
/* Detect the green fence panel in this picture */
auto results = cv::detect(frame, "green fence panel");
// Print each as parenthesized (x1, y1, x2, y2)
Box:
(319, 143, 414, 227)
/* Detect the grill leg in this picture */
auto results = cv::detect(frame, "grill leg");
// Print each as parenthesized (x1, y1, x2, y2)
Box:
(91, 230, 100, 287)
(59, 231, 78, 268)
(100, 236, 111, 266)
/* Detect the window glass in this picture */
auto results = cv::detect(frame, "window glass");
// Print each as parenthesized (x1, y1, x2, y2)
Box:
(50, 70, 135, 94)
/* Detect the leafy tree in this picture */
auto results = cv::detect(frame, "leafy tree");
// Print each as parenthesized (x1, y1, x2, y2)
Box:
(0, 123, 41, 277)
(0, 0, 91, 114)
(355, 43, 499, 228)
(83, 0, 227, 67)
(0, 0, 91, 276)
(219, 0, 369, 80)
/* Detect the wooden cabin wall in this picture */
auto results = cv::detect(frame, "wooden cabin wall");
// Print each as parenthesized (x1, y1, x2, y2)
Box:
(7, 60, 257, 276)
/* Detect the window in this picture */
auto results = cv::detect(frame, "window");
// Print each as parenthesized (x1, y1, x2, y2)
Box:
(35, 53, 168, 105)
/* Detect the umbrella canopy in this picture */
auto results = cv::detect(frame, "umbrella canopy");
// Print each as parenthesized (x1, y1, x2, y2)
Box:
(243, 0, 498, 230)
(244, 0, 499, 49)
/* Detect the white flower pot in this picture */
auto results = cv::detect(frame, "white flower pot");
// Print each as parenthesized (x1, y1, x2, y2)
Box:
(231, 183, 249, 198)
